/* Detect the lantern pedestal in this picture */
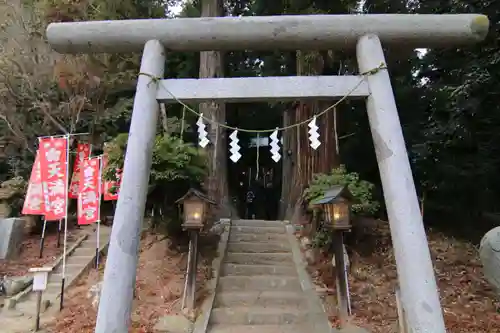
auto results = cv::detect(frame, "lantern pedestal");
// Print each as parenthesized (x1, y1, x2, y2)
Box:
(182, 231, 199, 314)
(182, 223, 204, 230)
(333, 230, 351, 327)
(176, 188, 215, 315)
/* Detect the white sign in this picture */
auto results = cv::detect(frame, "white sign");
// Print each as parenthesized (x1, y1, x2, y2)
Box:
(32, 272, 48, 291)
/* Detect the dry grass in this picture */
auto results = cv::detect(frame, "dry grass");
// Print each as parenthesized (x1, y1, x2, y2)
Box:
(0, 229, 77, 277)
(46, 232, 213, 333)
(306, 218, 500, 333)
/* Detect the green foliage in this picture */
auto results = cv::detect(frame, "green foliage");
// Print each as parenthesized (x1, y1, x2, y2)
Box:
(3, 0, 498, 237)
(305, 167, 379, 249)
(304, 165, 379, 215)
(104, 133, 207, 188)
(151, 135, 207, 183)
(311, 223, 333, 249)
(103, 122, 208, 235)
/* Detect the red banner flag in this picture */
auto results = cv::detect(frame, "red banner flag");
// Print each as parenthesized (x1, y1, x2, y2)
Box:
(77, 156, 101, 225)
(39, 137, 68, 221)
(69, 143, 90, 199)
(102, 154, 120, 201)
(22, 150, 46, 215)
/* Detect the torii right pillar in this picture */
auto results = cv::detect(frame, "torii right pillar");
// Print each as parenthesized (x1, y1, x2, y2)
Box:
(357, 35, 451, 332)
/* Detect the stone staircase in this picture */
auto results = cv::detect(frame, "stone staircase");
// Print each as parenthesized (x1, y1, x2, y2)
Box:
(12, 225, 111, 317)
(207, 219, 334, 333)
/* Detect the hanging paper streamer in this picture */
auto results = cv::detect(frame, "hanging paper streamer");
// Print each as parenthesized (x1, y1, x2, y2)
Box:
(22, 150, 46, 215)
(197, 113, 209, 148)
(229, 130, 241, 163)
(269, 129, 281, 162)
(38, 137, 69, 221)
(308, 116, 321, 150)
(69, 143, 90, 199)
(78, 156, 101, 225)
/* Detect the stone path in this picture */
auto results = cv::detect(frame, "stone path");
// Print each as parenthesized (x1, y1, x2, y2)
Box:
(0, 224, 111, 333)
(205, 219, 337, 333)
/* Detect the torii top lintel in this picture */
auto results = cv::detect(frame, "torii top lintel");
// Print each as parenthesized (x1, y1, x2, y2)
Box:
(46, 14, 489, 54)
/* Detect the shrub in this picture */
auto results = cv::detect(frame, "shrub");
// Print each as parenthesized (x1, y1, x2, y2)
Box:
(304, 165, 379, 249)
(103, 131, 207, 236)
(304, 165, 379, 215)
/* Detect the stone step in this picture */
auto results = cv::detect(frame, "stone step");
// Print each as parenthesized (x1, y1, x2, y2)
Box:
(15, 300, 42, 316)
(218, 275, 300, 292)
(9, 228, 111, 317)
(15, 289, 60, 315)
(231, 225, 285, 235)
(71, 247, 97, 256)
(208, 324, 312, 333)
(226, 241, 290, 253)
(221, 263, 296, 276)
(65, 255, 94, 265)
(52, 262, 87, 275)
(232, 220, 286, 228)
(41, 290, 60, 302)
(45, 282, 62, 292)
(225, 252, 294, 266)
(14, 260, 99, 314)
(228, 232, 288, 243)
(214, 291, 306, 309)
(81, 238, 110, 248)
(209, 306, 308, 325)
(80, 241, 110, 251)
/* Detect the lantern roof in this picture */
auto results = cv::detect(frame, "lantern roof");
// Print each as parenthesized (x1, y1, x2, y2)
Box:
(175, 188, 216, 205)
(309, 185, 355, 205)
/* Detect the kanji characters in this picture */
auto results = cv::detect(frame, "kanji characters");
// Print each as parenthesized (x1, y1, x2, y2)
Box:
(81, 191, 98, 205)
(83, 207, 97, 219)
(22, 151, 46, 215)
(69, 143, 90, 199)
(48, 179, 66, 196)
(38, 137, 68, 220)
(28, 197, 43, 210)
(51, 197, 66, 215)
(78, 156, 101, 225)
(45, 147, 62, 162)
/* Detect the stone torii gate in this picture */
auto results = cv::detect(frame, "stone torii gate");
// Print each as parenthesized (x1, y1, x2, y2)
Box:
(46, 14, 488, 333)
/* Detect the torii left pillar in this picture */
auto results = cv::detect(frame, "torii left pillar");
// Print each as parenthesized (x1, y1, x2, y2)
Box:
(94, 40, 165, 333)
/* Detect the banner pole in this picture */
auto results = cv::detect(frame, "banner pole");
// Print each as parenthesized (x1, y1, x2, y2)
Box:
(56, 219, 62, 248)
(96, 155, 103, 269)
(38, 132, 90, 139)
(38, 218, 47, 258)
(59, 134, 70, 310)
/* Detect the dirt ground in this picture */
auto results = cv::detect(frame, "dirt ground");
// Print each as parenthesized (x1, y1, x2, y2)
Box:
(307, 218, 500, 333)
(46, 232, 213, 333)
(0, 228, 77, 277)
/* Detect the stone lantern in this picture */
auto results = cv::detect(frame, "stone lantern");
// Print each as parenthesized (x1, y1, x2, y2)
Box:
(176, 188, 215, 230)
(310, 185, 354, 230)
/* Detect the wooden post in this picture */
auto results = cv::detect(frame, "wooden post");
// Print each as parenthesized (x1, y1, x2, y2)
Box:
(186, 231, 199, 312)
(38, 219, 47, 258)
(34, 290, 42, 331)
(181, 230, 194, 310)
(333, 230, 349, 327)
(29, 267, 51, 332)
